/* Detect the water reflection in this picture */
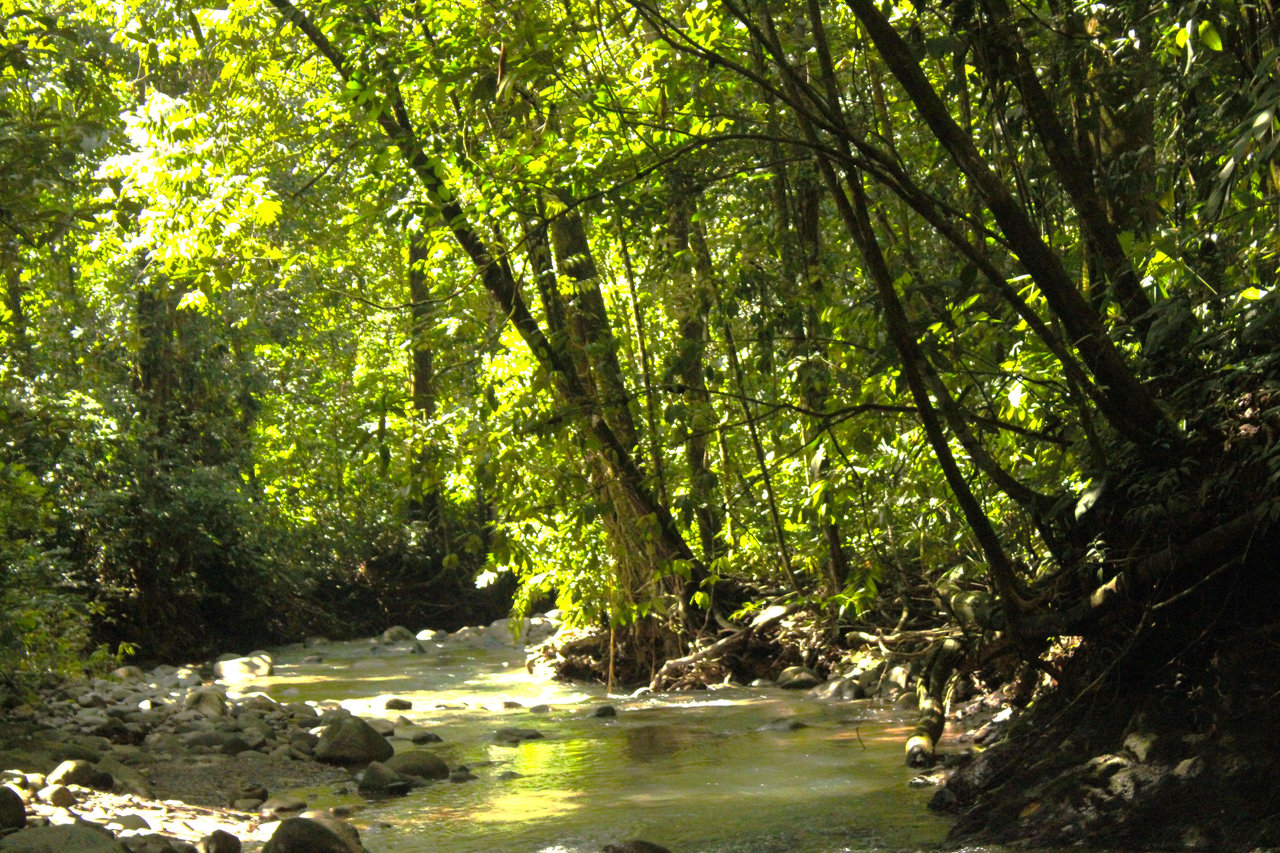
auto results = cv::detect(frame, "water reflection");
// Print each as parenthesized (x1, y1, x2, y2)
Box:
(244, 641, 953, 852)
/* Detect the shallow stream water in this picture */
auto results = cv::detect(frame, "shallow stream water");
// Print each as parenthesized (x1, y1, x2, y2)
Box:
(236, 638, 987, 853)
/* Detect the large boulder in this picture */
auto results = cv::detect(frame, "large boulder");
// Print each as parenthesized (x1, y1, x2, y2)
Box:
(214, 653, 273, 682)
(0, 823, 128, 852)
(313, 716, 393, 765)
(261, 817, 358, 853)
(384, 750, 449, 780)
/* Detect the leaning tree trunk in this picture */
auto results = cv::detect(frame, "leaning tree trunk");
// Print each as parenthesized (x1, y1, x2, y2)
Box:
(270, 0, 707, 611)
(546, 204, 686, 635)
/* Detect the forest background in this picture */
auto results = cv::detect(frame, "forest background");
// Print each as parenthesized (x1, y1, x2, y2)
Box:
(2, 0, 1279, 746)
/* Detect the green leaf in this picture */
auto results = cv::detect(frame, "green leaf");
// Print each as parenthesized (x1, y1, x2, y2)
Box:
(176, 289, 210, 313)
(254, 197, 282, 225)
(1198, 21, 1223, 51)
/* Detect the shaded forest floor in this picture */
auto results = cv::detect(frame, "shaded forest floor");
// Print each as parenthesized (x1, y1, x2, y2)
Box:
(933, 621, 1280, 851)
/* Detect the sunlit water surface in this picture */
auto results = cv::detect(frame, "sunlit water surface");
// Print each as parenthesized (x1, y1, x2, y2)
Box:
(237, 639, 990, 853)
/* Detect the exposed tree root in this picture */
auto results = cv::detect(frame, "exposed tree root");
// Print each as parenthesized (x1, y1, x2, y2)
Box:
(649, 601, 805, 691)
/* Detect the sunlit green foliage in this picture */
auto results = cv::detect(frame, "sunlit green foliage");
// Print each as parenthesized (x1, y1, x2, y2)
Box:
(1, 0, 1277, 671)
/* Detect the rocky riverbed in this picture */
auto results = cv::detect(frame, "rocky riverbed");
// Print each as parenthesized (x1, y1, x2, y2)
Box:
(0, 613, 994, 853)
(0, 617, 568, 852)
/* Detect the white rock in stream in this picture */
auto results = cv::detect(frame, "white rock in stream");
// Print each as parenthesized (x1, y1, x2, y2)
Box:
(214, 652, 274, 682)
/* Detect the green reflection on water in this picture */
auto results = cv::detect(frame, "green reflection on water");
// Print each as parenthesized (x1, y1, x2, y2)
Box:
(241, 641, 954, 852)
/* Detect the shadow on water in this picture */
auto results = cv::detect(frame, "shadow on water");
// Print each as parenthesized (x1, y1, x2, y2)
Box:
(242, 641, 966, 852)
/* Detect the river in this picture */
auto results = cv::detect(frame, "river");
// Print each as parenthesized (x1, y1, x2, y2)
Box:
(238, 635, 971, 853)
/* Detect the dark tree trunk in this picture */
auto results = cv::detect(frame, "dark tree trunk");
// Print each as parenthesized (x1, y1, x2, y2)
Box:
(407, 228, 441, 527)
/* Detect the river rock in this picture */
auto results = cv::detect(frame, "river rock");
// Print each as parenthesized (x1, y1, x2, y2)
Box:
(121, 833, 181, 852)
(214, 653, 273, 682)
(492, 727, 544, 746)
(415, 629, 445, 642)
(409, 730, 443, 744)
(38, 784, 76, 808)
(603, 841, 673, 853)
(45, 759, 95, 787)
(289, 732, 319, 756)
(757, 718, 808, 732)
(43, 731, 109, 764)
(197, 830, 242, 853)
(314, 716, 393, 765)
(526, 615, 557, 644)
(261, 817, 356, 853)
(449, 766, 477, 783)
(95, 756, 153, 799)
(108, 813, 151, 832)
(894, 690, 919, 711)
(1123, 731, 1159, 763)
(355, 761, 412, 794)
(0, 823, 129, 852)
(156, 667, 202, 689)
(809, 675, 864, 701)
(486, 617, 532, 645)
(298, 813, 363, 853)
(111, 666, 147, 682)
(380, 626, 415, 643)
(776, 666, 821, 690)
(220, 735, 252, 756)
(364, 717, 395, 737)
(183, 688, 228, 719)
(0, 785, 25, 830)
(77, 691, 108, 708)
(183, 731, 227, 750)
(392, 725, 441, 744)
(384, 697, 411, 711)
(259, 794, 307, 817)
(229, 782, 268, 805)
(384, 750, 449, 780)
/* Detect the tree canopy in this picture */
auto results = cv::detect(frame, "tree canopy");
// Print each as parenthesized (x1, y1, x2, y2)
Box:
(2, 0, 1278, 718)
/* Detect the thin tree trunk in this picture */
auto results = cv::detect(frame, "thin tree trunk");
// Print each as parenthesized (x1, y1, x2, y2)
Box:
(2, 239, 31, 371)
(792, 164, 851, 590)
(667, 171, 725, 567)
(617, 227, 668, 505)
(407, 228, 441, 527)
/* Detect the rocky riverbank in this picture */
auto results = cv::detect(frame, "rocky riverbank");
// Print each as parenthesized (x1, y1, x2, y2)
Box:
(0, 617, 563, 853)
